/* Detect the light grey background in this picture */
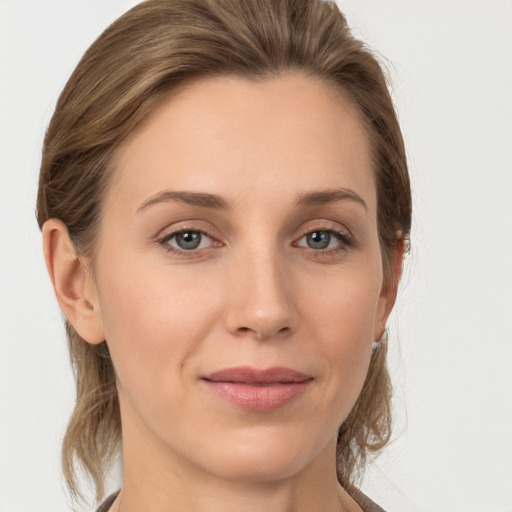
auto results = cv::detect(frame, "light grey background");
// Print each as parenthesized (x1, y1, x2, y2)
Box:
(1, 1, 511, 511)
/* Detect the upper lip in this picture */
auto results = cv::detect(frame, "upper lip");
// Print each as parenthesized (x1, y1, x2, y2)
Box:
(201, 366, 313, 384)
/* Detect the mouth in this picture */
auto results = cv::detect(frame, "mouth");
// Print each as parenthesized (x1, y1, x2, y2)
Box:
(200, 366, 313, 412)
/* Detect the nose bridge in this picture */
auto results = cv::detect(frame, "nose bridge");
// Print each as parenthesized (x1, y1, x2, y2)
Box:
(225, 238, 295, 340)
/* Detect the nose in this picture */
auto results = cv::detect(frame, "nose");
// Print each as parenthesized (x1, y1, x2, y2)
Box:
(223, 246, 296, 341)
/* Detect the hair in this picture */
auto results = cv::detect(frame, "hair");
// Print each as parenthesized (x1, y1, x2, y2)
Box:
(37, 0, 411, 503)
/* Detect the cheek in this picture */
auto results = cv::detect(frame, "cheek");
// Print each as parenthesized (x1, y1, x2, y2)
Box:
(303, 258, 382, 342)
(94, 252, 223, 407)
(299, 262, 382, 400)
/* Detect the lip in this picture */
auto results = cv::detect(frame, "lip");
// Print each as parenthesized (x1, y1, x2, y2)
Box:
(200, 366, 313, 412)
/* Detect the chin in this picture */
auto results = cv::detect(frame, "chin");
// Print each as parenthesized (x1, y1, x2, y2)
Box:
(196, 426, 329, 483)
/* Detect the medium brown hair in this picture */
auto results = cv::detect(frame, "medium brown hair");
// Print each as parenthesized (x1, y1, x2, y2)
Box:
(37, 0, 411, 503)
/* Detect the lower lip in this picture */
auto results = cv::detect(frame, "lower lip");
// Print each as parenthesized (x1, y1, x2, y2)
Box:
(202, 380, 312, 412)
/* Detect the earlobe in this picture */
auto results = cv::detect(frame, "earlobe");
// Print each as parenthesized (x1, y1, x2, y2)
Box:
(42, 219, 105, 344)
(375, 232, 405, 341)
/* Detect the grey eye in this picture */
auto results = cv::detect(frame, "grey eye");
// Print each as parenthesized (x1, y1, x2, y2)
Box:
(305, 231, 332, 249)
(175, 231, 202, 250)
(296, 229, 349, 251)
(167, 231, 212, 251)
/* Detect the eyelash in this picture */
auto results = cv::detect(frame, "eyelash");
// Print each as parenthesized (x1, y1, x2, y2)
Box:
(294, 227, 352, 257)
(158, 224, 353, 258)
(158, 227, 218, 257)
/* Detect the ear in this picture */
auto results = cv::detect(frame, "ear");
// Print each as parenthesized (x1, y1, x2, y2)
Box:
(374, 233, 405, 341)
(42, 219, 105, 344)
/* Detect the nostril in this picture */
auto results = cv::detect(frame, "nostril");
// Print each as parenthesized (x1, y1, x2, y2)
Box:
(236, 325, 292, 340)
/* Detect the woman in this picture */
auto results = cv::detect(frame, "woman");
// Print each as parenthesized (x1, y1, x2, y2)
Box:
(37, 1, 411, 511)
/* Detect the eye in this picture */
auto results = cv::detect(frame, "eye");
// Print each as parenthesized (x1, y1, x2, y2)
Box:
(296, 229, 351, 251)
(161, 230, 214, 252)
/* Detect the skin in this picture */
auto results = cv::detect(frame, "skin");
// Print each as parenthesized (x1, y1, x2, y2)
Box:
(43, 74, 401, 512)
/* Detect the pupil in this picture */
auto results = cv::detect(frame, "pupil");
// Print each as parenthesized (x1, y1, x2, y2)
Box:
(176, 231, 201, 250)
(307, 231, 330, 249)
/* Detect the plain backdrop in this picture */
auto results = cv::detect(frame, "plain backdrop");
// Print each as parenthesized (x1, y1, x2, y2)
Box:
(1, 1, 511, 511)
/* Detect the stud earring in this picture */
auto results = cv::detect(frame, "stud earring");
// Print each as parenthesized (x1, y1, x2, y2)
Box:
(372, 325, 387, 350)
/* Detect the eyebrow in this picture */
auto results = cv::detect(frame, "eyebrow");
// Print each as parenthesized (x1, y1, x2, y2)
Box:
(136, 187, 367, 213)
(137, 190, 232, 212)
(294, 188, 367, 211)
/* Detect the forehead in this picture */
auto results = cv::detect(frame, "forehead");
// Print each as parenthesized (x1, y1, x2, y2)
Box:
(108, 73, 376, 214)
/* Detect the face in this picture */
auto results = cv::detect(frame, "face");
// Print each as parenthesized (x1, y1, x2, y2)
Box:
(87, 74, 393, 482)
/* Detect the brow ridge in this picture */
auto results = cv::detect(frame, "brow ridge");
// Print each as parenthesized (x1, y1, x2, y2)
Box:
(294, 188, 368, 210)
(137, 187, 367, 213)
(137, 190, 231, 212)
